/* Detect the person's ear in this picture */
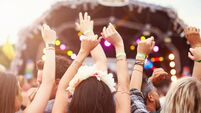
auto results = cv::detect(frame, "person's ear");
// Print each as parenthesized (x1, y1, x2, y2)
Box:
(148, 92, 155, 102)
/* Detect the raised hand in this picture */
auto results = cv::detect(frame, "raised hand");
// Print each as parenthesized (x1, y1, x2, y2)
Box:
(102, 23, 124, 48)
(41, 24, 57, 43)
(137, 37, 155, 55)
(188, 47, 201, 61)
(76, 12, 94, 35)
(184, 27, 201, 47)
(80, 35, 100, 54)
(149, 68, 169, 81)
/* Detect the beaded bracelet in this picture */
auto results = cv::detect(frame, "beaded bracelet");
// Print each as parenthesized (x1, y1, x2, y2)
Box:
(134, 60, 144, 66)
(46, 43, 55, 48)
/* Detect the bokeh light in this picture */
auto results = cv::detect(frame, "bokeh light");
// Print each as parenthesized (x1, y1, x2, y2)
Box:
(55, 40, 61, 46)
(168, 53, 175, 60)
(130, 45, 135, 51)
(140, 36, 146, 40)
(60, 44, 66, 50)
(71, 54, 77, 60)
(171, 75, 177, 82)
(67, 50, 73, 56)
(169, 61, 176, 68)
(170, 69, 176, 75)
(153, 46, 159, 52)
(104, 40, 111, 47)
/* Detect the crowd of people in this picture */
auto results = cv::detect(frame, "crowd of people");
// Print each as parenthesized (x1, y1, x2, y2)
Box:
(0, 12, 201, 113)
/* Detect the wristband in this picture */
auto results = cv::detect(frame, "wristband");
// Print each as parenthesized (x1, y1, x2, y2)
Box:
(196, 60, 201, 62)
(46, 43, 55, 48)
(45, 47, 55, 51)
(136, 53, 146, 60)
(134, 60, 144, 66)
(116, 52, 126, 60)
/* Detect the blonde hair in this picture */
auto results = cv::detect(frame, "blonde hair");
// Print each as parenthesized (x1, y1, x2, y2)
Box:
(161, 77, 201, 113)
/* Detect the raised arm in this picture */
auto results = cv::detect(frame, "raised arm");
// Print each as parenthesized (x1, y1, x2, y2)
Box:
(130, 37, 155, 91)
(24, 24, 56, 113)
(184, 27, 201, 81)
(76, 12, 107, 71)
(102, 23, 130, 113)
(188, 47, 201, 80)
(52, 19, 100, 112)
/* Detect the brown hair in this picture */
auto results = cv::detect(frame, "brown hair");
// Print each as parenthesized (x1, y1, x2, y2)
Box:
(36, 55, 71, 79)
(69, 77, 116, 113)
(0, 72, 19, 113)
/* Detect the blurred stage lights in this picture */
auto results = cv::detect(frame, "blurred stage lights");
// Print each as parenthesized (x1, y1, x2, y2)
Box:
(60, 44, 66, 50)
(71, 54, 77, 60)
(171, 75, 177, 82)
(144, 59, 154, 69)
(55, 40, 61, 46)
(130, 45, 135, 51)
(78, 32, 82, 37)
(170, 69, 176, 75)
(168, 53, 175, 60)
(67, 50, 73, 56)
(104, 40, 111, 47)
(151, 57, 164, 62)
(136, 38, 141, 44)
(169, 61, 176, 68)
(153, 46, 159, 52)
(140, 36, 146, 40)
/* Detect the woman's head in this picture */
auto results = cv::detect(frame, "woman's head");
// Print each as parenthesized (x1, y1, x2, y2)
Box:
(69, 77, 115, 113)
(161, 77, 201, 113)
(0, 72, 22, 113)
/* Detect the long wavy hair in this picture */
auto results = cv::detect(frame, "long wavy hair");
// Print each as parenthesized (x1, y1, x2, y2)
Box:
(68, 77, 116, 113)
(0, 72, 20, 113)
(161, 77, 201, 113)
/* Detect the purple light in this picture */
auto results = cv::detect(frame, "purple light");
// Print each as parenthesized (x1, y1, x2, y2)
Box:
(60, 44, 66, 50)
(71, 54, 77, 60)
(153, 46, 159, 52)
(136, 38, 140, 44)
(104, 40, 111, 47)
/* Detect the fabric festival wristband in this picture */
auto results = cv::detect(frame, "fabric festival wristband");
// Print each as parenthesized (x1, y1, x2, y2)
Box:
(136, 53, 146, 60)
(196, 60, 201, 63)
(116, 52, 126, 59)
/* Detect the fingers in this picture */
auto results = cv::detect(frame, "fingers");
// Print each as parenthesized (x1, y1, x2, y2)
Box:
(84, 12, 88, 21)
(79, 12, 84, 23)
(188, 52, 195, 60)
(189, 48, 196, 55)
(102, 27, 107, 37)
(109, 23, 116, 32)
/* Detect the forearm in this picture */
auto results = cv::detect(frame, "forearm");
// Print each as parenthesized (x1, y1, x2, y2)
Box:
(42, 49, 55, 84)
(24, 48, 55, 113)
(91, 44, 107, 72)
(58, 50, 88, 90)
(130, 64, 143, 91)
(192, 62, 201, 81)
(115, 46, 130, 91)
(115, 46, 130, 113)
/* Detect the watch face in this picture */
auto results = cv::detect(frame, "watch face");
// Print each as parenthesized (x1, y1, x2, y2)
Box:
(98, 0, 129, 7)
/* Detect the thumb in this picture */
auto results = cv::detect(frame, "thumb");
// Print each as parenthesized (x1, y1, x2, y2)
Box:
(75, 22, 80, 31)
(188, 52, 195, 60)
